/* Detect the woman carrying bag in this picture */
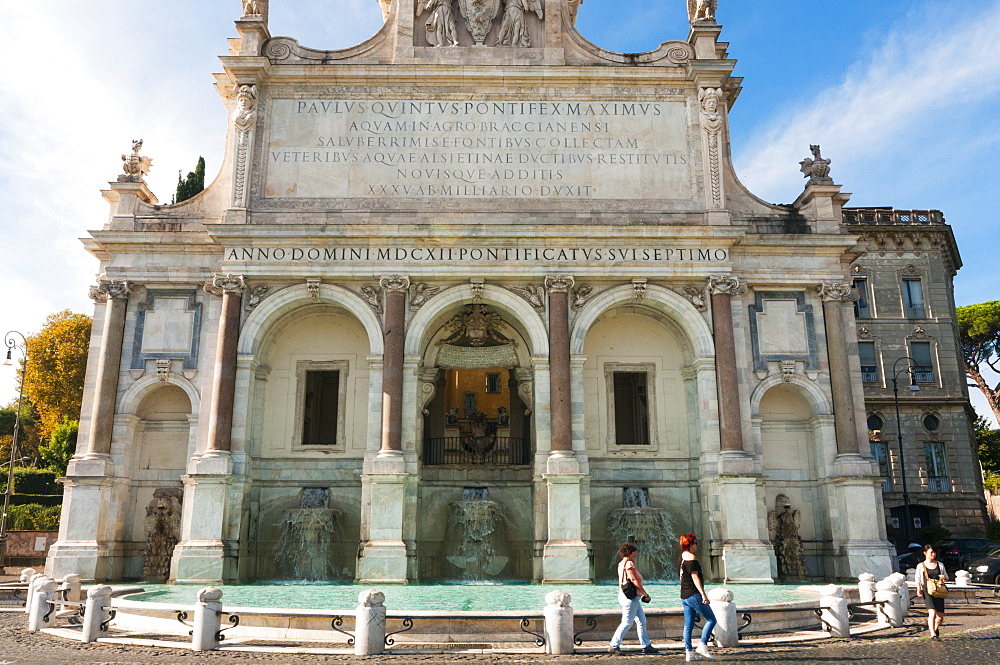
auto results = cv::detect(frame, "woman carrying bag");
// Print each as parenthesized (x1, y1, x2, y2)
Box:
(608, 542, 658, 655)
(915, 543, 949, 639)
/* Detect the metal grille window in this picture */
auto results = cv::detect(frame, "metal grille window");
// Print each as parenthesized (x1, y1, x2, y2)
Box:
(853, 277, 871, 318)
(870, 441, 891, 492)
(302, 371, 340, 445)
(485, 372, 502, 394)
(613, 372, 649, 445)
(902, 277, 925, 318)
(924, 442, 950, 492)
(910, 342, 935, 383)
(859, 342, 879, 383)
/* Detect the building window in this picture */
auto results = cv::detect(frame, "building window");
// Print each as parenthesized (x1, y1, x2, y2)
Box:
(853, 277, 872, 318)
(302, 370, 340, 445)
(870, 441, 891, 492)
(910, 342, 935, 383)
(859, 341, 879, 384)
(485, 372, 502, 394)
(902, 277, 925, 318)
(613, 372, 649, 445)
(867, 414, 884, 431)
(924, 442, 950, 492)
(923, 414, 940, 431)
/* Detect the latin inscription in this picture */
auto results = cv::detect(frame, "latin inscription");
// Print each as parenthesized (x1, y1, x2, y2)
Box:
(263, 99, 693, 200)
(225, 246, 728, 264)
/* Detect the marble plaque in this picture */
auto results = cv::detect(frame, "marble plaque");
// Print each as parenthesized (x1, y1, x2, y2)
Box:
(263, 99, 693, 201)
(141, 298, 195, 354)
(756, 299, 809, 355)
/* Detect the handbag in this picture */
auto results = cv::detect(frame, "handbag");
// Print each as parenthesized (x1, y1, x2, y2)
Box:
(620, 566, 638, 599)
(927, 577, 949, 599)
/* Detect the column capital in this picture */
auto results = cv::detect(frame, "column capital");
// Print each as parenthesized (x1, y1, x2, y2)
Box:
(544, 275, 575, 293)
(379, 275, 411, 293)
(205, 274, 245, 296)
(88, 280, 131, 302)
(708, 275, 747, 296)
(817, 282, 860, 303)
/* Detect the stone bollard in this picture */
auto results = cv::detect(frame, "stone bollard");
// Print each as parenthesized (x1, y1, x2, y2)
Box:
(543, 590, 574, 654)
(354, 589, 386, 656)
(889, 573, 910, 614)
(19, 568, 36, 583)
(81, 585, 113, 643)
(955, 570, 971, 587)
(858, 573, 876, 604)
(905, 567, 917, 584)
(708, 587, 738, 647)
(25, 573, 44, 614)
(28, 579, 59, 633)
(875, 580, 903, 627)
(819, 584, 850, 638)
(60, 573, 83, 603)
(191, 587, 224, 651)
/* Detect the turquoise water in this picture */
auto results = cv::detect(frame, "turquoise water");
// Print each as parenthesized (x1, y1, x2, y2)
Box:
(127, 582, 813, 611)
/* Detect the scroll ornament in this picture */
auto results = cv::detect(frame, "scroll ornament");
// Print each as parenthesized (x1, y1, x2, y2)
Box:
(708, 275, 747, 296)
(89, 280, 132, 302)
(544, 275, 575, 293)
(817, 282, 859, 303)
(380, 275, 411, 293)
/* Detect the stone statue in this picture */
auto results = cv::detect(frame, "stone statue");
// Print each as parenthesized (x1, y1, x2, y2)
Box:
(233, 84, 258, 133)
(376, 0, 393, 21)
(687, 0, 717, 22)
(142, 488, 183, 581)
(799, 144, 834, 185)
(417, 0, 459, 47)
(495, 0, 543, 48)
(767, 494, 807, 579)
(241, 0, 266, 18)
(446, 405, 460, 425)
(119, 139, 152, 183)
(497, 405, 510, 427)
(566, 0, 583, 25)
(458, 0, 502, 45)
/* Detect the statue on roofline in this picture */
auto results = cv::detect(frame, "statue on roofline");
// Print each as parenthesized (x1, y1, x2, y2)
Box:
(687, 0, 717, 23)
(496, 0, 544, 48)
(799, 144, 834, 185)
(418, 0, 459, 47)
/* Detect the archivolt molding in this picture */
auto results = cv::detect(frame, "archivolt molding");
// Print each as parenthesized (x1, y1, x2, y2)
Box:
(569, 284, 713, 358)
(118, 374, 200, 418)
(238, 283, 385, 356)
(404, 282, 548, 357)
(749, 374, 833, 419)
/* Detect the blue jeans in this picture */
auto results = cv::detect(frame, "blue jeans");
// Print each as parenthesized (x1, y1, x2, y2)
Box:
(610, 591, 650, 648)
(682, 593, 717, 651)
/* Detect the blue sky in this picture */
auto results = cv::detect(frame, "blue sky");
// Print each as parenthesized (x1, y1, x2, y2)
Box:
(0, 1, 998, 418)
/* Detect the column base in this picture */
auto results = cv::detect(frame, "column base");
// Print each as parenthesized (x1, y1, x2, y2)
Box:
(722, 541, 776, 583)
(356, 540, 410, 584)
(833, 540, 896, 580)
(45, 542, 109, 582)
(170, 541, 229, 584)
(541, 541, 592, 584)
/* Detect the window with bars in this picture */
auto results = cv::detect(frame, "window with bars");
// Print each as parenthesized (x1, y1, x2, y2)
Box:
(902, 277, 925, 318)
(485, 372, 502, 394)
(870, 441, 891, 492)
(910, 342, 935, 383)
(859, 341, 879, 383)
(853, 277, 872, 318)
(302, 370, 340, 445)
(924, 442, 949, 492)
(613, 372, 650, 445)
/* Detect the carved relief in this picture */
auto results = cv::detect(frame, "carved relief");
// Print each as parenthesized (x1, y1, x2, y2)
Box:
(544, 275, 575, 293)
(241, 0, 267, 19)
(410, 283, 440, 310)
(496, 0, 543, 48)
(817, 282, 859, 303)
(306, 278, 321, 301)
(360, 285, 383, 315)
(417, 0, 459, 47)
(911, 326, 929, 340)
(901, 264, 921, 276)
(687, 0, 717, 22)
(379, 275, 411, 293)
(155, 359, 171, 381)
(708, 275, 747, 296)
(857, 327, 874, 340)
(119, 139, 152, 183)
(232, 84, 258, 207)
(800, 144, 834, 186)
(509, 285, 545, 311)
(699, 88, 724, 208)
(211, 274, 246, 295)
(470, 278, 485, 301)
(244, 284, 271, 311)
(679, 285, 707, 311)
(631, 278, 647, 302)
(780, 360, 796, 383)
(439, 304, 513, 347)
(571, 285, 593, 310)
(457, 0, 503, 45)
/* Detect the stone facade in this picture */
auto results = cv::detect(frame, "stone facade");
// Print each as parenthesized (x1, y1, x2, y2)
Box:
(845, 209, 987, 540)
(46, 1, 930, 585)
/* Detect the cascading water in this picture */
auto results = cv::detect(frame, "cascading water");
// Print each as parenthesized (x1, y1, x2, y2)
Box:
(274, 488, 344, 581)
(607, 488, 678, 580)
(444, 488, 510, 580)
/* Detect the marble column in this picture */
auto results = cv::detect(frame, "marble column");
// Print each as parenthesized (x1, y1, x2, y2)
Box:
(379, 276, 409, 454)
(708, 275, 747, 452)
(206, 275, 244, 453)
(545, 275, 573, 454)
(84, 280, 131, 460)
(818, 282, 862, 456)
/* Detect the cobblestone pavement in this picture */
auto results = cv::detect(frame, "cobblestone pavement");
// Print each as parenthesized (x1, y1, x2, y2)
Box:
(0, 606, 998, 665)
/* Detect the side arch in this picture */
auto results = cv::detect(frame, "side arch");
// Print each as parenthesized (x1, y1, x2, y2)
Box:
(118, 374, 200, 416)
(749, 375, 833, 418)
(238, 283, 384, 356)
(570, 284, 714, 358)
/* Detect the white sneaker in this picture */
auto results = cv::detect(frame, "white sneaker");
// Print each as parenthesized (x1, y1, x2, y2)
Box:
(696, 643, 715, 660)
(685, 651, 702, 662)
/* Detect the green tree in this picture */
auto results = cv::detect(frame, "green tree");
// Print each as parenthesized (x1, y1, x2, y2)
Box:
(39, 419, 77, 477)
(173, 156, 206, 203)
(0, 400, 42, 464)
(974, 414, 1000, 492)
(22, 310, 92, 440)
(957, 300, 1000, 424)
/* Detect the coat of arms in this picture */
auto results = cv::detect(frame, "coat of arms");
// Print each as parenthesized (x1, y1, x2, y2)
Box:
(458, 0, 502, 45)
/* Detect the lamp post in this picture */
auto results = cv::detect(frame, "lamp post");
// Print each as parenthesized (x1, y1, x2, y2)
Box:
(891, 355, 920, 541)
(1, 331, 27, 571)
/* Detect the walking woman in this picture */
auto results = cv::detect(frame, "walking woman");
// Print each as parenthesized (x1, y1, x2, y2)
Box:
(679, 533, 716, 661)
(915, 543, 948, 639)
(609, 542, 658, 654)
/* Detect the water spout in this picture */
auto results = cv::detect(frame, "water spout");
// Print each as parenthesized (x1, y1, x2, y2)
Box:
(445, 488, 509, 580)
(608, 488, 677, 580)
(273, 488, 344, 581)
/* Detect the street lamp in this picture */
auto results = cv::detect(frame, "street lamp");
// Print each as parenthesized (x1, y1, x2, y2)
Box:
(1, 331, 27, 570)
(891, 355, 920, 541)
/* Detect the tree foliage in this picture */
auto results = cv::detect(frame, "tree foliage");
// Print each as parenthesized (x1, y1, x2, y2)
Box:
(173, 156, 206, 203)
(957, 300, 1000, 424)
(974, 414, 1000, 492)
(22, 310, 92, 440)
(39, 420, 77, 477)
(0, 400, 42, 464)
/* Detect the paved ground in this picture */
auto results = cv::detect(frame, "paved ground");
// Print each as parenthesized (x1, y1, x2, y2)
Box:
(1, 605, 999, 664)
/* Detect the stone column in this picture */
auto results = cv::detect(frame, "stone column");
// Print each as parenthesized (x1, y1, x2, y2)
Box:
(206, 275, 245, 453)
(379, 276, 409, 454)
(84, 280, 131, 460)
(545, 275, 574, 455)
(708, 275, 747, 452)
(818, 282, 863, 456)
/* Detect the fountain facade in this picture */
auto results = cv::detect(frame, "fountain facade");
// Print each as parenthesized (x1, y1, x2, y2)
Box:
(444, 488, 510, 580)
(273, 488, 344, 581)
(607, 488, 678, 580)
(142, 488, 183, 582)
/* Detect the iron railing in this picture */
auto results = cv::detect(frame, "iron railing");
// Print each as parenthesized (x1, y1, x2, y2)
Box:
(842, 208, 945, 225)
(423, 437, 531, 466)
(861, 368, 880, 384)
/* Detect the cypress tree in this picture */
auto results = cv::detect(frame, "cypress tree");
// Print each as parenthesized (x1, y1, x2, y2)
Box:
(173, 156, 206, 203)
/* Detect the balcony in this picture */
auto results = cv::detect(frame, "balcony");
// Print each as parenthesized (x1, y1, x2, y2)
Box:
(928, 477, 950, 493)
(861, 367, 880, 384)
(842, 208, 945, 225)
(913, 367, 935, 383)
(423, 437, 531, 466)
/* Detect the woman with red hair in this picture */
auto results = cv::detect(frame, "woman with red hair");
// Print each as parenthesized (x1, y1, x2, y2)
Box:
(679, 534, 716, 661)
